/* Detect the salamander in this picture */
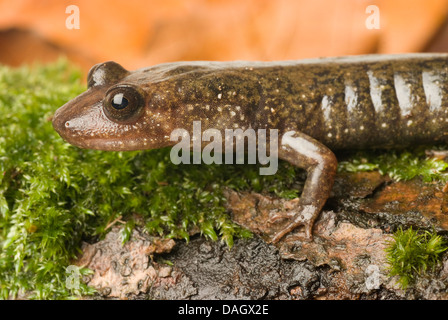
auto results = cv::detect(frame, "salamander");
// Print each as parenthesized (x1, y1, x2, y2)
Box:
(52, 53, 448, 243)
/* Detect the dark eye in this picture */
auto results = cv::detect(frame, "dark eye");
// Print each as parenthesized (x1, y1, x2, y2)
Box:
(103, 85, 145, 123)
(111, 93, 129, 109)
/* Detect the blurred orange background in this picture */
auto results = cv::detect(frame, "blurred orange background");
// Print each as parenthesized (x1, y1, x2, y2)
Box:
(0, 0, 447, 74)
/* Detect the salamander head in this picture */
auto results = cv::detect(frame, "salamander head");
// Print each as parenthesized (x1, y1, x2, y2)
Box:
(52, 61, 176, 151)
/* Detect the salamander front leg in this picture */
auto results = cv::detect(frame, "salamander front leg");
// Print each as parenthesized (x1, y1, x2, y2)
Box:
(269, 131, 338, 243)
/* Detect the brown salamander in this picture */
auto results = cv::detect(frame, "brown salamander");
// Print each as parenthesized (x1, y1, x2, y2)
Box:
(52, 53, 448, 243)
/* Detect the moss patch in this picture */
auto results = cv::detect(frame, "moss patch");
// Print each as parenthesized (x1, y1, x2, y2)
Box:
(385, 227, 448, 289)
(338, 149, 448, 182)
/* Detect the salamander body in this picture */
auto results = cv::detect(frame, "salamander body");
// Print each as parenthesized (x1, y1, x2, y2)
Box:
(53, 53, 448, 242)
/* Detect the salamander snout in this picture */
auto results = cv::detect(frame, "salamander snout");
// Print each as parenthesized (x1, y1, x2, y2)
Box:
(52, 105, 66, 136)
(52, 88, 112, 149)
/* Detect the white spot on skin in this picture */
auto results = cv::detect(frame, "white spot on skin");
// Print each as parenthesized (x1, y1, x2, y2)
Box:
(281, 131, 325, 170)
(367, 70, 383, 113)
(394, 73, 414, 117)
(218, 93, 222, 99)
(327, 133, 332, 138)
(381, 123, 387, 128)
(321, 95, 331, 122)
(92, 68, 106, 86)
(360, 125, 364, 130)
(407, 120, 413, 126)
(345, 85, 358, 113)
(423, 70, 443, 112)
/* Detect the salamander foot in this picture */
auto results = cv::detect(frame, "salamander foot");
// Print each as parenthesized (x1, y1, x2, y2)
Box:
(268, 204, 318, 243)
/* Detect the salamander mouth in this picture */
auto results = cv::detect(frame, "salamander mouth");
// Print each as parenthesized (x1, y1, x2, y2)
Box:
(53, 107, 138, 151)
(52, 104, 73, 141)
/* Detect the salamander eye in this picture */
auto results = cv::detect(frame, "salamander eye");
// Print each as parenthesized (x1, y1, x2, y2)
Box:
(103, 85, 145, 123)
(111, 93, 129, 109)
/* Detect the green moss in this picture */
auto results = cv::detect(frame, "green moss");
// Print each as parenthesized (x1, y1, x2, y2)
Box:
(385, 227, 448, 289)
(0, 60, 303, 299)
(338, 148, 448, 182)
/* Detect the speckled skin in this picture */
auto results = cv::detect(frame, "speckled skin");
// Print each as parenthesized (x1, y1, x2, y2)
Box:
(53, 53, 448, 242)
